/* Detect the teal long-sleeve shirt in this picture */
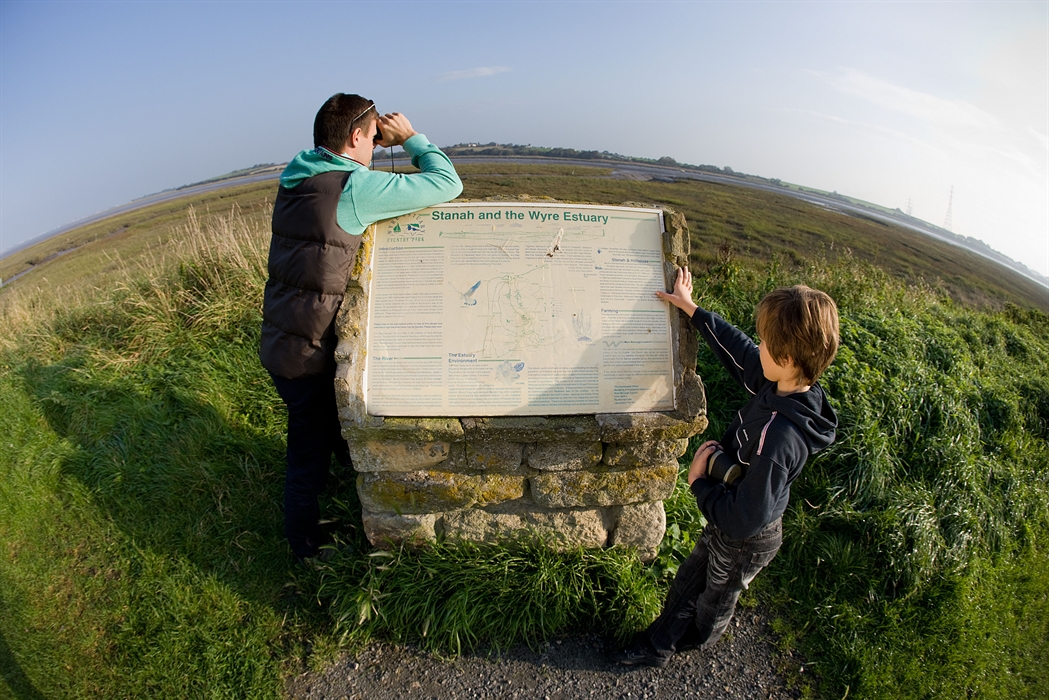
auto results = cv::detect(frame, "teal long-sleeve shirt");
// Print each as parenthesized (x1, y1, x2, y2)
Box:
(279, 134, 463, 234)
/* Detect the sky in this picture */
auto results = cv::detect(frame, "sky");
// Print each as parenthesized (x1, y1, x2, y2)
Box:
(2, 1, 1047, 276)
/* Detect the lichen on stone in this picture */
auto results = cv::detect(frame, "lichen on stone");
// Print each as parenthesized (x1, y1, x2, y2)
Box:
(530, 462, 678, 509)
(357, 470, 525, 514)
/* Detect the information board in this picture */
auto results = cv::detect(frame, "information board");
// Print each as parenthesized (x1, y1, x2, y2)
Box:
(364, 203, 675, 416)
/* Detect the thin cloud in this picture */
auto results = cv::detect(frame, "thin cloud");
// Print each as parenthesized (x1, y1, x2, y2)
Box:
(799, 108, 1043, 181)
(817, 68, 1000, 131)
(795, 108, 941, 153)
(438, 66, 510, 82)
(1030, 127, 1049, 151)
(937, 132, 1047, 182)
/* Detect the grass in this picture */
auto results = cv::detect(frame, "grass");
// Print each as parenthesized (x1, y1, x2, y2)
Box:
(1, 210, 300, 697)
(2, 162, 1048, 698)
(316, 539, 661, 656)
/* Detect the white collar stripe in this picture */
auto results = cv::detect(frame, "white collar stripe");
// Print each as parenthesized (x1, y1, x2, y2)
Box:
(706, 321, 754, 395)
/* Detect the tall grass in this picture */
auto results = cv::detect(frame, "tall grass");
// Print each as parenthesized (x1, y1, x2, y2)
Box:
(317, 539, 661, 655)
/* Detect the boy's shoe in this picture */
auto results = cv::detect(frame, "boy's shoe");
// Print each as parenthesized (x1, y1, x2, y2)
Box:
(674, 628, 707, 653)
(607, 644, 669, 668)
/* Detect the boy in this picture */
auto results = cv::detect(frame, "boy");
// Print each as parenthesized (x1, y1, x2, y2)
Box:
(612, 267, 839, 667)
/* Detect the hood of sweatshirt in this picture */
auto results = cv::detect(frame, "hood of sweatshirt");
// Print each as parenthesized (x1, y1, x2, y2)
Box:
(280, 148, 362, 189)
(765, 384, 837, 455)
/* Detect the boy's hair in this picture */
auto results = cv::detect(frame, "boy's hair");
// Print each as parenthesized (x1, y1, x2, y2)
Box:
(755, 285, 839, 384)
(313, 93, 377, 152)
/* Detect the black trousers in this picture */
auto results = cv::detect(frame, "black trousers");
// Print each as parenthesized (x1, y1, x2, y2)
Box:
(644, 518, 783, 661)
(269, 366, 351, 559)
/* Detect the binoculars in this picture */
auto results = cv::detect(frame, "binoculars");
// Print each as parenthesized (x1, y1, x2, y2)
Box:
(707, 449, 743, 485)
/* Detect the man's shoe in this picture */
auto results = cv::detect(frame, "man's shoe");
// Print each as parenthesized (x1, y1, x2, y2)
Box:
(294, 538, 353, 568)
(608, 645, 669, 668)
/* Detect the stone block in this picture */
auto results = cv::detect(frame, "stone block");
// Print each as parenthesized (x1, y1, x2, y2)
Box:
(676, 370, 707, 421)
(348, 223, 376, 286)
(339, 406, 385, 434)
(357, 470, 526, 514)
(610, 502, 667, 562)
(361, 510, 437, 546)
(461, 416, 601, 443)
(441, 502, 610, 549)
(596, 412, 706, 443)
(335, 286, 368, 336)
(661, 207, 691, 267)
(603, 438, 689, 468)
(333, 370, 353, 410)
(334, 331, 374, 433)
(475, 473, 528, 505)
(529, 462, 678, 509)
(349, 439, 459, 473)
(347, 416, 465, 443)
(524, 440, 603, 471)
(465, 440, 525, 472)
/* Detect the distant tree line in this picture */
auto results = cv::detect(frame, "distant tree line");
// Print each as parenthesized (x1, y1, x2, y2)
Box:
(439, 142, 788, 188)
(175, 164, 283, 191)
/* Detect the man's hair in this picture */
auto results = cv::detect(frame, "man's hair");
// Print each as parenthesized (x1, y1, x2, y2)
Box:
(313, 93, 376, 151)
(755, 285, 839, 384)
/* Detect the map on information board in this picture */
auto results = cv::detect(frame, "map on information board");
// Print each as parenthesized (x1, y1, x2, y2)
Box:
(364, 202, 675, 417)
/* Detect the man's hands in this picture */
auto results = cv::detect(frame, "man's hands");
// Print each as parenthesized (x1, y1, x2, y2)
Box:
(656, 266, 698, 317)
(376, 112, 418, 148)
(688, 440, 720, 486)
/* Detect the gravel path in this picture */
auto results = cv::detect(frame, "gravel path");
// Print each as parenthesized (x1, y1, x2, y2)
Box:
(285, 607, 798, 700)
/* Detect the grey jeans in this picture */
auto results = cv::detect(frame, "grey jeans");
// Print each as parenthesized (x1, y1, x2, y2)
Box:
(644, 518, 783, 660)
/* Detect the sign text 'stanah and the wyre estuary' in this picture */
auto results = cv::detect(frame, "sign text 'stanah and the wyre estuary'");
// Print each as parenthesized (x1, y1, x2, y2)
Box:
(365, 203, 674, 417)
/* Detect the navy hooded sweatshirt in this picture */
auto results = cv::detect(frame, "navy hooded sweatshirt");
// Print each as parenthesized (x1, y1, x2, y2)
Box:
(689, 306, 837, 541)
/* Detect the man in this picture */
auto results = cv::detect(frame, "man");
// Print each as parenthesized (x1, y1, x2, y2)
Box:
(260, 93, 462, 562)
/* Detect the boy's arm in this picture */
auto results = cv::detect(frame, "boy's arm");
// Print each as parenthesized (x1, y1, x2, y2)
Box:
(691, 454, 791, 540)
(656, 267, 765, 395)
(691, 415, 814, 540)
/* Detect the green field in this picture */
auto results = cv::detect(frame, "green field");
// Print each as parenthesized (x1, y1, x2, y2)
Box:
(2, 163, 1047, 699)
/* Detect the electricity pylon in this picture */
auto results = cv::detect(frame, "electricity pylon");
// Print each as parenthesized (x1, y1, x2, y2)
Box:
(943, 186, 954, 231)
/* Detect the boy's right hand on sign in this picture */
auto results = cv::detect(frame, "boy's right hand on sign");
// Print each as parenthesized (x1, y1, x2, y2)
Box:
(656, 267, 698, 316)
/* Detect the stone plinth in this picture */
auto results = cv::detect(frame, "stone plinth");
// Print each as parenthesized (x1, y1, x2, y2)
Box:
(334, 200, 707, 562)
